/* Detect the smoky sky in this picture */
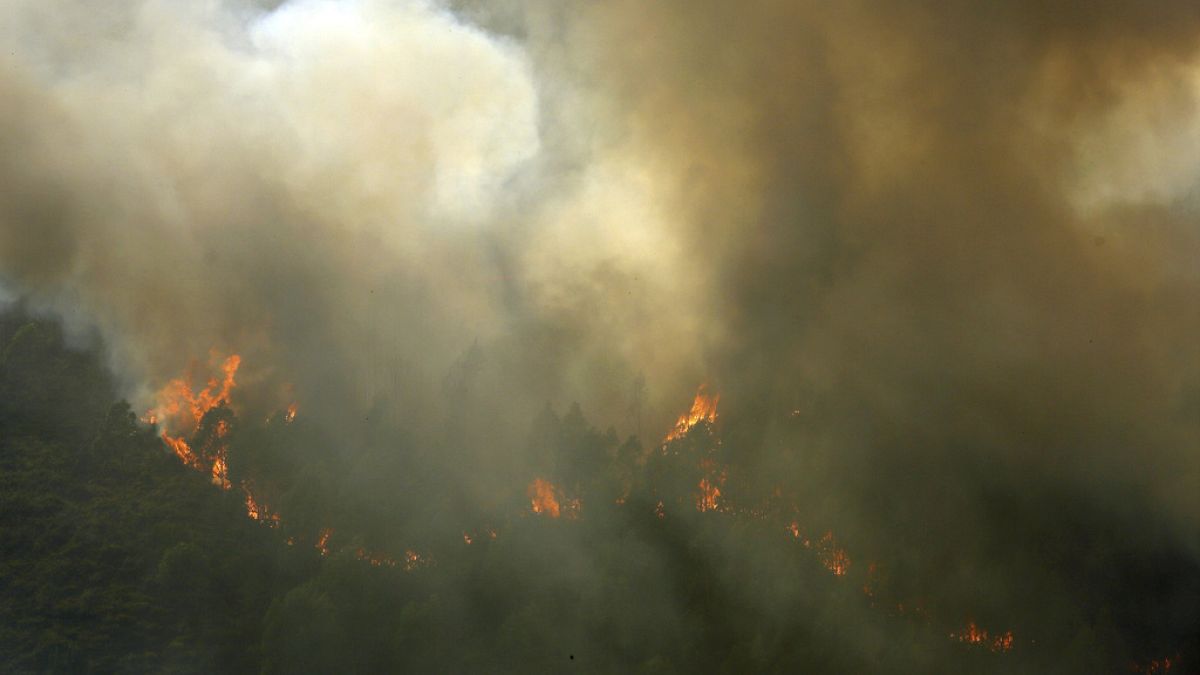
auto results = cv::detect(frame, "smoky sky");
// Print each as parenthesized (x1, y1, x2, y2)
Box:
(4, 0, 1200, 665)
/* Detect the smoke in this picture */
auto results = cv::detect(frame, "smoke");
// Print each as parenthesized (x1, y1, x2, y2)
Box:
(0, 0, 712, 433)
(4, 0, 1200, 668)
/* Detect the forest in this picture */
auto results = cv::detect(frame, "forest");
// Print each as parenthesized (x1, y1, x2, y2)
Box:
(1, 305, 1194, 674)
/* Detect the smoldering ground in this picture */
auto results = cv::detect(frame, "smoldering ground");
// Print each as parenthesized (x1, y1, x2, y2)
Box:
(2, 0, 1199, 671)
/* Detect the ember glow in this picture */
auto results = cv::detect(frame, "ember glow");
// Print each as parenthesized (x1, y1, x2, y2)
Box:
(951, 621, 1015, 653)
(316, 528, 333, 556)
(815, 531, 851, 577)
(1133, 656, 1178, 674)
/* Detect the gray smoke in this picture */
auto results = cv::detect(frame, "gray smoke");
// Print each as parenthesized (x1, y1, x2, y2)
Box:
(4, 0, 1200, 667)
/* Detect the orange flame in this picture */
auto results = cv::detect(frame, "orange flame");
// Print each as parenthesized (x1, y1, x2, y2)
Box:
(402, 550, 432, 572)
(316, 527, 333, 556)
(1132, 656, 1177, 674)
(211, 454, 230, 490)
(285, 402, 297, 423)
(528, 478, 561, 517)
(695, 457, 727, 512)
(243, 484, 280, 526)
(356, 547, 396, 568)
(208, 419, 232, 489)
(697, 478, 721, 511)
(816, 531, 851, 576)
(352, 547, 432, 572)
(664, 384, 719, 443)
(951, 621, 1015, 653)
(149, 353, 240, 477)
(527, 478, 580, 519)
(163, 434, 199, 467)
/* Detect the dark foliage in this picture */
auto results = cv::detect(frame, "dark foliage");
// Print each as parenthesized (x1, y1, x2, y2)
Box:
(0, 311, 1195, 673)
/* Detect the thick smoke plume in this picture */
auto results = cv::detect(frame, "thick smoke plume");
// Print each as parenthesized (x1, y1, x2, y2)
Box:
(4, 0, 1200, 669)
(0, 0, 709, 437)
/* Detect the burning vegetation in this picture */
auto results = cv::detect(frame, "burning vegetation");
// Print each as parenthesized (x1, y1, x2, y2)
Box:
(951, 621, 1015, 653)
(144, 353, 240, 484)
(124, 351, 1196, 672)
(664, 384, 719, 444)
(0, 314, 1196, 673)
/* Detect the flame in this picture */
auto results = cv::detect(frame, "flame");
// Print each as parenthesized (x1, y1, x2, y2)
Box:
(695, 457, 727, 512)
(951, 621, 1014, 653)
(148, 353, 241, 477)
(355, 547, 396, 568)
(210, 454, 230, 490)
(316, 527, 333, 556)
(243, 484, 280, 526)
(863, 562, 880, 598)
(787, 521, 801, 539)
(352, 547, 432, 572)
(697, 478, 722, 511)
(285, 402, 297, 423)
(528, 478, 561, 517)
(162, 434, 199, 467)
(1133, 657, 1178, 674)
(527, 478, 580, 519)
(402, 550, 432, 572)
(816, 531, 851, 576)
(153, 354, 240, 429)
(664, 384, 719, 443)
(208, 418, 232, 489)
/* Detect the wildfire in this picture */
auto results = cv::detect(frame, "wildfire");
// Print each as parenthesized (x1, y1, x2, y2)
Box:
(695, 457, 727, 512)
(353, 547, 432, 572)
(951, 621, 1014, 653)
(1133, 656, 1178, 674)
(356, 547, 396, 568)
(162, 434, 198, 468)
(528, 478, 560, 517)
(863, 562, 880, 598)
(209, 419, 232, 490)
(527, 478, 580, 519)
(461, 528, 498, 545)
(697, 479, 721, 511)
(316, 527, 333, 556)
(148, 353, 241, 475)
(664, 384, 719, 443)
(211, 454, 230, 490)
(402, 550, 433, 572)
(243, 484, 280, 526)
(816, 531, 851, 576)
(285, 402, 297, 423)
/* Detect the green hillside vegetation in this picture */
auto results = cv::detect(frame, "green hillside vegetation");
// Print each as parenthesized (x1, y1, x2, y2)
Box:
(0, 310, 1189, 673)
